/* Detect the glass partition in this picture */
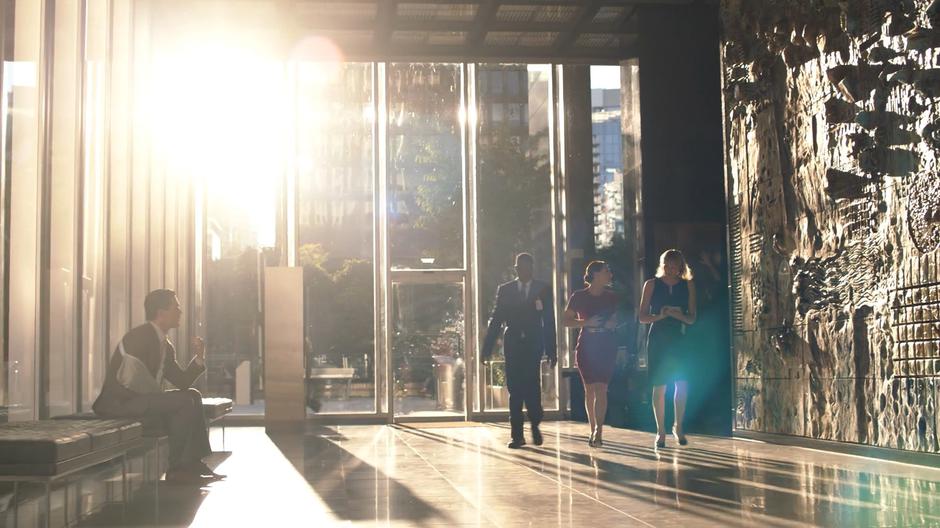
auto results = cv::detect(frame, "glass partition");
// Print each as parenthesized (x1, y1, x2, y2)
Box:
(589, 65, 625, 249)
(296, 62, 376, 414)
(81, 0, 111, 411)
(3, 0, 43, 421)
(387, 63, 465, 270)
(47, 0, 83, 417)
(475, 64, 558, 411)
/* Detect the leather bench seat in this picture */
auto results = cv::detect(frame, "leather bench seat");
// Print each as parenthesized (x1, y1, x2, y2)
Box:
(0, 419, 142, 474)
(202, 398, 233, 421)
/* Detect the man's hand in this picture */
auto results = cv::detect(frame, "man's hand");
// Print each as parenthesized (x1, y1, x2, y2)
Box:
(547, 355, 557, 369)
(192, 337, 206, 362)
(481, 355, 490, 365)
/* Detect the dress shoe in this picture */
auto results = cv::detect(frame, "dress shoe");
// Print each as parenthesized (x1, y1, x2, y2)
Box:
(507, 438, 526, 449)
(190, 462, 225, 480)
(164, 469, 214, 484)
(531, 426, 543, 446)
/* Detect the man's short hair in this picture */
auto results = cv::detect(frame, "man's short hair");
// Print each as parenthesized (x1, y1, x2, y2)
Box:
(145, 289, 178, 320)
(515, 253, 534, 266)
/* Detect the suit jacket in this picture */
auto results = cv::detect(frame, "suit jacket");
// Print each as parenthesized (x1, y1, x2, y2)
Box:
(481, 279, 557, 361)
(93, 323, 205, 416)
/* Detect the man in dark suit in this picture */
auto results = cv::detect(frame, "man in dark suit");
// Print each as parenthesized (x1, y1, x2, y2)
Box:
(482, 253, 557, 448)
(94, 289, 221, 482)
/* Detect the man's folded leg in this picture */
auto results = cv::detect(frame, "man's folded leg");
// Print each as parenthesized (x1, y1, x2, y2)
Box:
(147, 389, 224, 482)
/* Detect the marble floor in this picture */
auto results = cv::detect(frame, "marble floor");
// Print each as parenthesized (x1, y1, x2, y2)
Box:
(81, 422, 940, 527)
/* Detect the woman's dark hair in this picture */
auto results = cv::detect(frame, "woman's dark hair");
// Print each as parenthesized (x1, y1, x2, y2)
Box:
(583, 260, 608, 285)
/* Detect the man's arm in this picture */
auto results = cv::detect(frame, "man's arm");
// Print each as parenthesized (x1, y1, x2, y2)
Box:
(163, 337, 206, 389)
(481, 285, 507, 361)
(540, 282, 557, 367)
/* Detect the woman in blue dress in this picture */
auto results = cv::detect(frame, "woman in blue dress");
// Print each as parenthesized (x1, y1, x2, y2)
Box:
(638, 249, 696, 448)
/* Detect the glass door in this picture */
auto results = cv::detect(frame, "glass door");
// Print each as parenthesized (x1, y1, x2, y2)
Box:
(389, 277, 466, 419)
(384, 62, 470, 421)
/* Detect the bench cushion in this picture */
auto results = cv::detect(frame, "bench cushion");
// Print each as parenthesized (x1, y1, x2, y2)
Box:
(0, 419, 142, 466)
(202, 398, 233, 420)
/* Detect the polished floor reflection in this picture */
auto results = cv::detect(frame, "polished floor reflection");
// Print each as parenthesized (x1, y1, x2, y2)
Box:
(83, 422, 940, 527)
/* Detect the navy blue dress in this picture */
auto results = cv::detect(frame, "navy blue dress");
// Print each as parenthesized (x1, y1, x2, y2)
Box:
(646, 278, 690, 385)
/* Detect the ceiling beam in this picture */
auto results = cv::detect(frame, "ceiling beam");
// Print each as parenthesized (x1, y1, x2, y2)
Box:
(335, 42, 638, 63)
(295, 0, 693, 5)
(374, 0, 396, 48)
(468, 0, 498, 46)
(553, 1, 603, 53)
(297, 18, 630, 34)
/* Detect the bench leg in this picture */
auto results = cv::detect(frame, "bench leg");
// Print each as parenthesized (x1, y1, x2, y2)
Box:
(121, 453, 129, 521)
(153, 438, 160, 523)
(44, 482, 51, 528)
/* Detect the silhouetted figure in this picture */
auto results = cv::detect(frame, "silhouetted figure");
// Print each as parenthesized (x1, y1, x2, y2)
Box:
(564, 260, 619, 447)
(94, 289, 222, 483)
(639, 250, 697, 449)
(482, 253, 557, 449)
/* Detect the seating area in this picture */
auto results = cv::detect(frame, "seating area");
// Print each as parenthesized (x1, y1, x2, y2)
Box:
(0, 398, 231, 527)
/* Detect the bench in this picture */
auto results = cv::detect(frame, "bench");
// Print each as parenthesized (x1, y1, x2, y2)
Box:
(0, 419, 145, 527)
(0, 397, 233, 526)
(307, 368, 356, 399)
(201, 397, 233, 448)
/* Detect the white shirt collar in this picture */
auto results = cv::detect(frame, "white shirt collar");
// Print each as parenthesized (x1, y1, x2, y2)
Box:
(150, 321, 168, 343)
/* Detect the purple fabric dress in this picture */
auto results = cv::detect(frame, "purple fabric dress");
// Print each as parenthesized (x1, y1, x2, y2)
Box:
(566, 288, 619, 384)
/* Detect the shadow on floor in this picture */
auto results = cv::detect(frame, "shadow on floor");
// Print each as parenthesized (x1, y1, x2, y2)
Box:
(267, 427, 448, 524)
(77, 453, 230, 527)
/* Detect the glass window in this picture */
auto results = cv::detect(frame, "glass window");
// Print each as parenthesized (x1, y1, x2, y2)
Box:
(296, 62, 376, 415)
(475, 64, 557, 411)
(4, 0, 43, 420)
(47, 0, 82, 417)
(589, 65, 624, 250)
(81, 0, 110, 411)
(108, 0, 133, 351)
(387, 63, 464, 270)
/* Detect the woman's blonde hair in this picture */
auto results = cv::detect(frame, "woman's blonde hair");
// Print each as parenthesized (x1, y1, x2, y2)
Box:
(655, 249, 693, 280)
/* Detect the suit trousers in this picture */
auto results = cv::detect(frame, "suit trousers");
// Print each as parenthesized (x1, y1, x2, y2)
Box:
(107, 388, 211, 470)
(504, 334, 543, 441)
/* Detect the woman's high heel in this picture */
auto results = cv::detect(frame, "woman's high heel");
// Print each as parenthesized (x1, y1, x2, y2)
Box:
(588, 430, 597, 447)
(594, 430, 603, 447)
(655, 433, 666, 449)
(673, 425, 688, 446)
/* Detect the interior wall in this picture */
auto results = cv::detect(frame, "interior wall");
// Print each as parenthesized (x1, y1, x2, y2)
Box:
(635, 3, 730, 434)
(722, 0, 940, 452)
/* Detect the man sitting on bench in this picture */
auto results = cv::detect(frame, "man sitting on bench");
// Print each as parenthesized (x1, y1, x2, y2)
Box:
(93, 289, 223, 483)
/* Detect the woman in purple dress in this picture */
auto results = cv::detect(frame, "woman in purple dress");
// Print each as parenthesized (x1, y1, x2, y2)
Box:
(564, 261, 619, 447)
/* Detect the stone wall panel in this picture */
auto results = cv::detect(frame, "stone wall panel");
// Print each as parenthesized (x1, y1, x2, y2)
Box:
(722, 0, 940, 453)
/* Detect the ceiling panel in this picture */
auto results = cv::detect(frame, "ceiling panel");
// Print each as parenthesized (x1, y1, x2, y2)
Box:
(286, 0, 692, 61)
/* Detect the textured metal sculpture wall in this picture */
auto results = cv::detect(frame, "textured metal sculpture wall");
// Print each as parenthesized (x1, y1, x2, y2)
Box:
(722, 0, 940, 452)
